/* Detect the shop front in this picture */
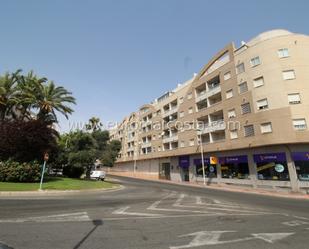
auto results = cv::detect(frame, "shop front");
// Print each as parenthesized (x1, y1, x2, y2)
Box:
(292, 152, 309, 181)
(193, 158, 217, 178)
(254, 153, 289, 181)
(219, 155, 249, 179)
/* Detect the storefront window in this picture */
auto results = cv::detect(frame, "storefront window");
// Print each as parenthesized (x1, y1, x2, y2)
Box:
(254, 153, 289, 181)
(196, 164, 217, 178)
(220, 156, 249, 179)
(194, 158, 217, 178)
(292, 152, 309, 181)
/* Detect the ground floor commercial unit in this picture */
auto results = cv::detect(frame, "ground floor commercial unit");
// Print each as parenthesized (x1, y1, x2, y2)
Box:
(113, 144, 309, 194)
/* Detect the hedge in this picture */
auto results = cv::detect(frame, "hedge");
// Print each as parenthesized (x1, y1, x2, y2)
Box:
(0, 160, 41, 182)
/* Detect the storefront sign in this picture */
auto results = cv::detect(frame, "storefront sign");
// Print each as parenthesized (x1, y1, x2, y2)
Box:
(193, 158, 210, 165)
(179, 155, 190, 168)
(210, 156, 218, 164)
(253, 153, 286, 163)
(219, 155, 248, 164)
(291, 152, 309, 161)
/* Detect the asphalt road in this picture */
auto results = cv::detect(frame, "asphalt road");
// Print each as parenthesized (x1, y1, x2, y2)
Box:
(0, 176, 308, 249)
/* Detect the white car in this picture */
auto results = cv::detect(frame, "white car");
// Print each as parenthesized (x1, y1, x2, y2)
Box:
(90, 170, 106, 181)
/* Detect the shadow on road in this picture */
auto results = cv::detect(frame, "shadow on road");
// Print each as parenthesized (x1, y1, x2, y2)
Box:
(73, 219, 103, 249)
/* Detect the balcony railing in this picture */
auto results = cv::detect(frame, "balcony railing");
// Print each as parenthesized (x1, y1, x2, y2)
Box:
(162, 134, 178, 143)
(141, 142, 152, 148)
(200, 120, 226, 134)
(206, 85, 221, 98)
(162, 107, 178, 117)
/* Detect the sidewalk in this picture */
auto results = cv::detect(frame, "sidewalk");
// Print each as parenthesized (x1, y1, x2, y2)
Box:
(108, 172, 309, 200)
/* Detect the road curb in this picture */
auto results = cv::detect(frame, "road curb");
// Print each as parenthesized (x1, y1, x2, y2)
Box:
(109, 173, 309, 200)
(0, 183, 124, 197)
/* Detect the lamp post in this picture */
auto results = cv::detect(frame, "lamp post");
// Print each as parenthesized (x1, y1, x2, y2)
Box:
(197, 129, 206, 186)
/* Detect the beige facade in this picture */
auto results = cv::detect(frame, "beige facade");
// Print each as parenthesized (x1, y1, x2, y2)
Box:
(110, 30, 309, 193)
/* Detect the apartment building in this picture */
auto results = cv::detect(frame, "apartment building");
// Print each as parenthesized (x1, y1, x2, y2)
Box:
(110, 30, 309, 193)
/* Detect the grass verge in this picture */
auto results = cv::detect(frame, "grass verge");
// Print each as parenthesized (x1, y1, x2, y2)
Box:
(0, 177, 116, 191)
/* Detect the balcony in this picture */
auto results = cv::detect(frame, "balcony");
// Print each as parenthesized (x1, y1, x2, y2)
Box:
(127, 147, 135, 152)
(162, 107, 178, 118)
(141, 120, 152, 128)
(206, 85, 221, 98)
(141, 142, 152, 148)
(200, 120, 226, 134)
(195, 91, 207, 103)
(162, 134, 178, 143)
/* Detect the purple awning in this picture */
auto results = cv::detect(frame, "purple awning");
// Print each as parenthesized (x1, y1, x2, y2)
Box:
(219, 155, 248, 164)
(291, 152, 309, 161)
(253, 153, 286, 163)
(193, 158, 210, 165)
(179, 155, 190, 167)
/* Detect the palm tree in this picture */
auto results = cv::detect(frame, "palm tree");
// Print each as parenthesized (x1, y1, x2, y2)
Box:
(0, 70, 21, 121)
(31, 81, 76, 123)
(86, 117, 102, 132)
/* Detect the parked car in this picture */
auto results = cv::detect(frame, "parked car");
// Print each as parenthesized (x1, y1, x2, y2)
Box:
(90, 170, 106, 181)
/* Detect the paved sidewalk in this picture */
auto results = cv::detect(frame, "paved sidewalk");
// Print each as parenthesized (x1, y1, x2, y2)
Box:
(108, 172, 309, 200)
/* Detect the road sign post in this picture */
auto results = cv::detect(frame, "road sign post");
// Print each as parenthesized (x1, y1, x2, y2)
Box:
(39, 153, 49, 191)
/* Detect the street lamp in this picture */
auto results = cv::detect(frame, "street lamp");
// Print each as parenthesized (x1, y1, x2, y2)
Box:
(133, 141, 142, 176)
(197, 128, 206, 186)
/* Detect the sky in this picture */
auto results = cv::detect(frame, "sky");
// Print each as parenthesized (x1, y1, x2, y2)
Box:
(0, 0, 308, 132)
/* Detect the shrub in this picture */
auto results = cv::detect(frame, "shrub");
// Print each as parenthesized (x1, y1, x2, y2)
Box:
(63, 165, 84, 178)
(0, 160, 41, 182)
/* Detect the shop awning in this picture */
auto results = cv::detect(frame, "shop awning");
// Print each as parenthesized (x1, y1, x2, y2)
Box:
(219, 155, 248, 164)
(253, 153, 286, 163)
(179, 155, 190, 168)
(291, 152, 309, 161)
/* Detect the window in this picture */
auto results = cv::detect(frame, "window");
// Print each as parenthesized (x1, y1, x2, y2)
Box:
(230, 130, 238, 139)
(180, 141, 185, 148)
(223, 71, 231, 81)
(187, 92, 192, 99)
(250, 56, 261, 67)
(257, 98, 269, 110)
(278, 48, 289, 58)
(227, 109, 236, 118)
(282, 70, 296, 80)
(293, 119, 307, 130)
(241, 103, 251, 114)
(238, 82, 248, 94)
(260, 122, 272, 134)
(253, 76, 264, 88)
(179, 111, 184, 118)
(226, 89, 233, 99)
(188, 107, 193, 114)
(244, 125, 255, 137)
(179, 97, 184, 104)
(236, 63, 245, 74)
(189, 139, 195, 146)
(288, 93, 301, 104)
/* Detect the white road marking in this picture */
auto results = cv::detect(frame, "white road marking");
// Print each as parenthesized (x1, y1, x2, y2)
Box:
(112, 206, 162, 217)
(172, 194, 271, 215)
(170, 231, 294, 249)
(293, 215, 309, 221)
(0, 212, 90, 223)
(282, 220, 309, 227)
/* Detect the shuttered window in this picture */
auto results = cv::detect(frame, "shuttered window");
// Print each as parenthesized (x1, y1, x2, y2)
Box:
(236, 63, 245, 74)
(244, 125, 255, 137)
(282, 70, 296, 80)
(224, 71, 231, 81)
(230, 130, 238, 139)
(253, 76, 264, 88)
(241, 103, 251, 114)
(293, 119, 307, 130)
(260, 122, 272, 134)
(238, 82, 248, 94)
(288, 93, 301, 104)
(257, 98, 269, 110)
(226, 89, 233, 99)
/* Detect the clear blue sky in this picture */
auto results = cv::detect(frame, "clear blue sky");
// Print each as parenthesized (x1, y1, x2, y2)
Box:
(0, 0, 308, 132)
